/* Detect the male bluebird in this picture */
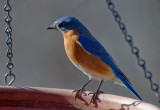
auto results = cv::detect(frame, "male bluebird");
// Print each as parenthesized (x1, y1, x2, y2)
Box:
(47, 16, 142, 103)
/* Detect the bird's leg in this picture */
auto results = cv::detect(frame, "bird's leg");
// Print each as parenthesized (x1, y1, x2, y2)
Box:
(89, 80, 104, 104)
(73, 78, 93, 100)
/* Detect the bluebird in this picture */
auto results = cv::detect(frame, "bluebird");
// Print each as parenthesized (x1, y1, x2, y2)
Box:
(47, 16, 142, 103)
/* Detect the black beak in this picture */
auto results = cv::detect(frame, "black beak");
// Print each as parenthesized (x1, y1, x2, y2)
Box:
(46, 26, 56, 30)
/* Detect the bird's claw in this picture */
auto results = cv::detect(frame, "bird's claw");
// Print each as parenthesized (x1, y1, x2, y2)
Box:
(88, 91, 104, 104)
(72, 88, 85, 100)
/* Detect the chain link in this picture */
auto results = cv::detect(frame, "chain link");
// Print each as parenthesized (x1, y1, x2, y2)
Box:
(105, 0, 160, 103)
(4, 0, 16, 86)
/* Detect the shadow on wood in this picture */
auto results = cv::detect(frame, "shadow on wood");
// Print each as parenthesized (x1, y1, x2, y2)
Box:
(0, 86, 159, 110)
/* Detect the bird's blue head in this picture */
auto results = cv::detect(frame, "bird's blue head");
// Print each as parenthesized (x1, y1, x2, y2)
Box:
(47, 16, 90, 34)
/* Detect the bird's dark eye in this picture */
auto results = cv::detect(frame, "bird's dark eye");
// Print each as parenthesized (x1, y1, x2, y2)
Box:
(58, 23, 64, 28)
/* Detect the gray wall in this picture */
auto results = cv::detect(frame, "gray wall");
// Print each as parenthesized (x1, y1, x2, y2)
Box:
(0, 0, 160, 107)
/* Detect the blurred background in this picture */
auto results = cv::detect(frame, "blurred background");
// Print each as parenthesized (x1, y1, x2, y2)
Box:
(0, 0, 160, 107)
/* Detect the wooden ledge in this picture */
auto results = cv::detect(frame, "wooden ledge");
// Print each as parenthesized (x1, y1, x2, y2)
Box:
(0, 86, 159, 110)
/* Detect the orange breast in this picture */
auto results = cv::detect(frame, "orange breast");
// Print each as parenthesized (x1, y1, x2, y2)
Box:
(62, 30, 115, 80)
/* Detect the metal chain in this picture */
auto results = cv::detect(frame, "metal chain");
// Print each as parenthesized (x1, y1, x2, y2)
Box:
(105, 0, 160, 103)
(4, 0, 15, 86)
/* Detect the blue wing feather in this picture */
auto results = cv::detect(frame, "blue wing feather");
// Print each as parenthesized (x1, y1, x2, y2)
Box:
(78, 36, 120, 76)
(78, 36, 142, 100)
(78, 36, 116, 66)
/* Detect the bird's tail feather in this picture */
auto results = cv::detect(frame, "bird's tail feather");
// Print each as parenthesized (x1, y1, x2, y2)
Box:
(119, 73, 142, 101)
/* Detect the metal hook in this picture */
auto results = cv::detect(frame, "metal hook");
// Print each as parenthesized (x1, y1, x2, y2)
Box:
(5, 73, 16, 86)
(4, 0, 16, 86)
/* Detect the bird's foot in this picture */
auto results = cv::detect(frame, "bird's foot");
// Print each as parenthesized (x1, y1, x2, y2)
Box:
(72, 88, 85, 100)
(88, 91, 104, 104)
